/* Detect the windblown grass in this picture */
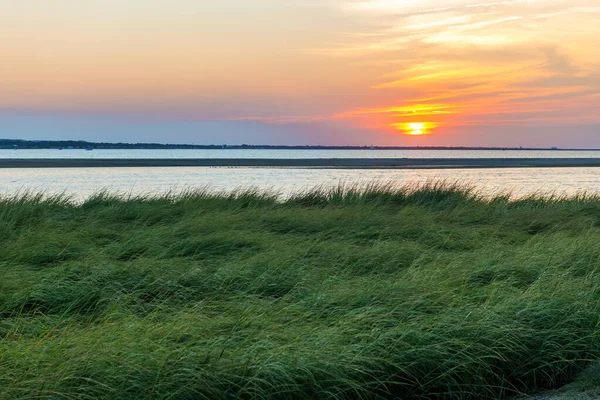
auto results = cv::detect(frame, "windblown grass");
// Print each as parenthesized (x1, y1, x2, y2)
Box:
(1, 182, 600, 399)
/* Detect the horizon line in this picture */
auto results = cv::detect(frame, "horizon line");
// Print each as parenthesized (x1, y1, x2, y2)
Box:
(1, 139, 598, 151)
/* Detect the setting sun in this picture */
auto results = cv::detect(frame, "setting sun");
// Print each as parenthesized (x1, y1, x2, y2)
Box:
(391, 122, 439, 136)
(407, 123, 426, 135)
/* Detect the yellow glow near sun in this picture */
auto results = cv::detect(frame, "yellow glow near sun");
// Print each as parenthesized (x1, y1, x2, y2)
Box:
(391, 122, 438, 135)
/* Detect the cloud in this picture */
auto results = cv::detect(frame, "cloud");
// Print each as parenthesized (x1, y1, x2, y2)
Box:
(322, 0, 600, 134)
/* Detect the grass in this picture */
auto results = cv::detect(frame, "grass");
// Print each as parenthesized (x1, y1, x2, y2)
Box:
(1, 182, 600, 399)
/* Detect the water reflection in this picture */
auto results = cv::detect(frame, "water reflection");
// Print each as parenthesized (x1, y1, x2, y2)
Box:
(2, 167, 600, 200)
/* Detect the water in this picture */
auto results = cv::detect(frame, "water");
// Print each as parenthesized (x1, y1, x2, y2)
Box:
(3, 148, 600, 159)
(2, 149, 600, 199)
(2, 166, 600, 200)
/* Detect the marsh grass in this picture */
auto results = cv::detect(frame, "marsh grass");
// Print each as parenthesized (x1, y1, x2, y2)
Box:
(1, 182, 600, 399)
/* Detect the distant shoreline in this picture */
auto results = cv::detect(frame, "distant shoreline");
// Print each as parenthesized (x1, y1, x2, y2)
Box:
(3, 158, 600, 169)
(1, 139, 597, 151)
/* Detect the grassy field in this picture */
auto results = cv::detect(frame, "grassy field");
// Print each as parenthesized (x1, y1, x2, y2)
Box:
(1, 182, 600, 399)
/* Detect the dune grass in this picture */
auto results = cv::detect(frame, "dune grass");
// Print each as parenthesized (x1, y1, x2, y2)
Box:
(1, 182, 600, 399)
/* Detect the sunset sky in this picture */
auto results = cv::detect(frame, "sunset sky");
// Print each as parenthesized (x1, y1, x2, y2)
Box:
(1, 0, 599, 146)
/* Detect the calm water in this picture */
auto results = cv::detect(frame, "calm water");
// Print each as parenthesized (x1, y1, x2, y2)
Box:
(2, 150, 600, 199)
(2, 166, 600, 200)
(3, 148, 600, 159)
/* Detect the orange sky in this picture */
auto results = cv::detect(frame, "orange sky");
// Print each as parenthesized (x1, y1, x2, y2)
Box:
(1, 0, 599, 146)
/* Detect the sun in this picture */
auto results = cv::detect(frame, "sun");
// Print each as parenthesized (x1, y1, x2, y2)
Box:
(391, 122, 438, 136)
(407, 122, 426, 135)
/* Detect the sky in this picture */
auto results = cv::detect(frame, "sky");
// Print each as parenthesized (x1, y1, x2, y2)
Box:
(1, 0, 599, 147)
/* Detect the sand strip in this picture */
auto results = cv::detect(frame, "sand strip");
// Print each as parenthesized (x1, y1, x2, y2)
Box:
(2, 158, 600, 169)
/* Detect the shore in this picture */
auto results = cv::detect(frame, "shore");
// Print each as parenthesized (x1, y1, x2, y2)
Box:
(2, 157, 600, 168)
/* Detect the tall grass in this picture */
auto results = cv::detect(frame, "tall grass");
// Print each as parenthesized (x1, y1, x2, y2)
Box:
(1, 182, 600, 399)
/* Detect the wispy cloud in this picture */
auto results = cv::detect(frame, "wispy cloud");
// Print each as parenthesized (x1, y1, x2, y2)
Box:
(322, 0, 600, 132)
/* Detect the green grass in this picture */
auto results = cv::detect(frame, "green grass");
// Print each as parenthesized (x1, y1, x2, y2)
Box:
(1, 182, 600, 399)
